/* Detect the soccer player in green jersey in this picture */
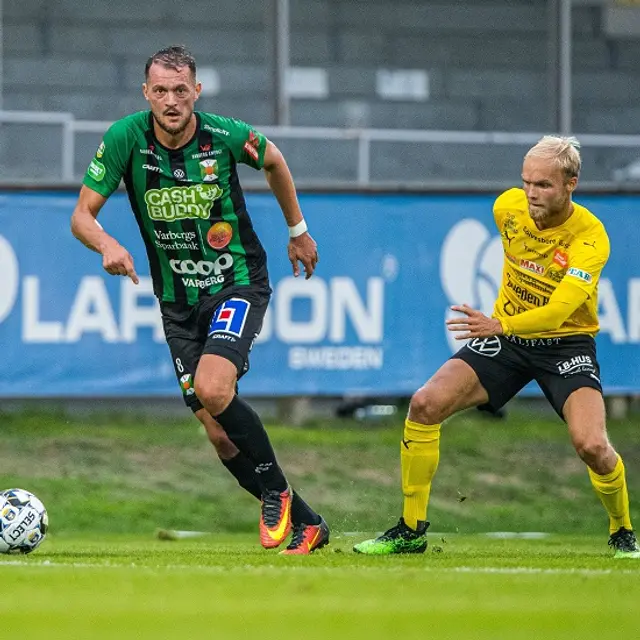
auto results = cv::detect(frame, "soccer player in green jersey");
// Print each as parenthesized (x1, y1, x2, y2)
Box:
(71, 45, 329, 555)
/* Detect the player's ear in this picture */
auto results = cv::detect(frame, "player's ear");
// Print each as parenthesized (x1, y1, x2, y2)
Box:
(194, 82, 202, 101)
(142, 83, 149, 102)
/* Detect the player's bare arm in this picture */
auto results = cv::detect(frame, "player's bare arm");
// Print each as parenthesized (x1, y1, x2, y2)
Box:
(263, 140, 318, 279)
(446, 304, 504, 339)
(71, 185, 139, 284)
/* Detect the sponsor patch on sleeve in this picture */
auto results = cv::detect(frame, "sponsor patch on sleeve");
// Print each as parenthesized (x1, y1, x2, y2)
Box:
(567, 267, 593, 283)
(88, 159, 106, 181)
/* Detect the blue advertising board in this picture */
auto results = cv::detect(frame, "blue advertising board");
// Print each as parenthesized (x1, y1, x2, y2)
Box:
(0, 191, 638, 397)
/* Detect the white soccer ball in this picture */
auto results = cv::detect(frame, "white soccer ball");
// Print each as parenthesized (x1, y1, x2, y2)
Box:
(0, 488, 49, 554)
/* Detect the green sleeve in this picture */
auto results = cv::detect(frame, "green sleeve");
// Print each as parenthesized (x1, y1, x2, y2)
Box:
(218, 116, 267, 170)
(82, 119, 136, 197)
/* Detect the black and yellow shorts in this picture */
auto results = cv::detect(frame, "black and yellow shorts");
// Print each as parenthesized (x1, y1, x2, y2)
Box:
(160, 286, 270, 413)
(451, 334, 602, 420)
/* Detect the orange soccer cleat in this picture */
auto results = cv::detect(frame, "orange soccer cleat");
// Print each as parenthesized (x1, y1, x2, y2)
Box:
(280, 517, 330, 555)
(260, 485, 293, 549)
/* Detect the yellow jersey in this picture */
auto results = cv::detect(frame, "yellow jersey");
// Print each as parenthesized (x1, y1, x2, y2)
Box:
(493, 188, 610, 338)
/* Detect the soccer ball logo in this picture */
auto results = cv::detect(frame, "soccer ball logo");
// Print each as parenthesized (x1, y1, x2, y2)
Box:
(440, 219, 503, 353)
(0, 488, 48, 554)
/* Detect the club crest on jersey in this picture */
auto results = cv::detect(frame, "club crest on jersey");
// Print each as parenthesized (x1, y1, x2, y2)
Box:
(200, 159, 218, 182)
(466, 336, 502, 358)
(209, 299, 251, 338)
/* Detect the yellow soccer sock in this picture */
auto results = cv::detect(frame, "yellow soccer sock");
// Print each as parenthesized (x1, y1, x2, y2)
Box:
(588, 454, 633, 534)
(401, 419, 441, 531)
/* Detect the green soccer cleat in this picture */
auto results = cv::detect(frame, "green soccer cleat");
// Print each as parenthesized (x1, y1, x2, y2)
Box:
(353, 518, 429, 555)
(609, 527, 640, 559)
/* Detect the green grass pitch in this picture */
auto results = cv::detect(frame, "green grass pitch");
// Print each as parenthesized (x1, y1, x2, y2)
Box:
(2, 407, 640, 638)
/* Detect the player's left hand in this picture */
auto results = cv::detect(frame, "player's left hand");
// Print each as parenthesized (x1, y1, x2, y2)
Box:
(288, 232, 318, 279)
(446, 304, 504, 339)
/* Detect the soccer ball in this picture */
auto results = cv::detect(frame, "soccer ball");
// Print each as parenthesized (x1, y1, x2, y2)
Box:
(0, 488, 48, 554)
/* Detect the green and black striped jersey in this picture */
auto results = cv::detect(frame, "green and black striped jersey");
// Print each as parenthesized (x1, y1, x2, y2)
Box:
(83, 111, 269, 305)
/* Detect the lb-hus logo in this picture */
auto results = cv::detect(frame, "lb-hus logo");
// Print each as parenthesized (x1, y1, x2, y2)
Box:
(440, 220, 502, 352)
(209, 298, 250, 339)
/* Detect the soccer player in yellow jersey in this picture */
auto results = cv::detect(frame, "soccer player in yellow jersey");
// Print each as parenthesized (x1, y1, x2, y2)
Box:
(354, 136, 640, 558)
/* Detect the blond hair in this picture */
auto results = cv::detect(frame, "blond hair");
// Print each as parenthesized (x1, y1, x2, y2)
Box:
(525, 135, 581, 180)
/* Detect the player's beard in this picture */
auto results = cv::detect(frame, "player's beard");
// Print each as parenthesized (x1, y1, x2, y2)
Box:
(528, 193, 570, 225)
(153, 108, 193, 136)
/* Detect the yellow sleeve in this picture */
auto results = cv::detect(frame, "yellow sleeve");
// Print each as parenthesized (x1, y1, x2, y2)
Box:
(563, 225, 610, 297)
(498, 279, 588, 335)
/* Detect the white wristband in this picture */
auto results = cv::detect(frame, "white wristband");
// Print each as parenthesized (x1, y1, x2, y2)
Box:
(288, 219, 308, 238)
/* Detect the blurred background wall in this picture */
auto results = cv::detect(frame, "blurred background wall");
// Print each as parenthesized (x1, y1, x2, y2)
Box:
(2, 0, 640, 185)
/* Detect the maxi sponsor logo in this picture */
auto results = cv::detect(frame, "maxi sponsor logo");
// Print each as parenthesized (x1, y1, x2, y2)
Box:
(520, 259, 545, 275)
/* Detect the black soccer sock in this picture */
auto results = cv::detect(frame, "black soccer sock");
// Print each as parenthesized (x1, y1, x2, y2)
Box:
(291, 491, 321, 526)
(220, 452, 262, 501)
(215, 395, 288, 492)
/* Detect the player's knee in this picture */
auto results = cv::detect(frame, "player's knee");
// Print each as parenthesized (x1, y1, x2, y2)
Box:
(574, 437, 610, 465)
(194, 379, 234, 416)
(409, 388, 447, 424)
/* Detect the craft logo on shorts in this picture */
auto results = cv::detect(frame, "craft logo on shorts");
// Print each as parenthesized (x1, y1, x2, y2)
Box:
(88, 159, 106, 182)
(567, 267, 592, 283)
(144, 184, 222, 222)
(209, 298, 251, 338)
(466, 336, 502, 358)
(207, 221, 233, 250)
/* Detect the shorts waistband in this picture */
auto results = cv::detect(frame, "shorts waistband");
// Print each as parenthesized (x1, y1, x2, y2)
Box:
(503, 334, 592, 348)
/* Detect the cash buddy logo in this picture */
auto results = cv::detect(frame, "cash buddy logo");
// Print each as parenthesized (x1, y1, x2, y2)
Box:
(144, 184, 223, 221)
(440, 219, 502, 352)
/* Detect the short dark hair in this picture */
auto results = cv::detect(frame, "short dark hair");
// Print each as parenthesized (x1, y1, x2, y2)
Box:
(145, 45, 196, 80)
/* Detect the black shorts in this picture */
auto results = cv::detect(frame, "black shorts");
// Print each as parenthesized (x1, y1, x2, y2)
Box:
(451, 334, 602, 420)
(160, 286, 270, 412)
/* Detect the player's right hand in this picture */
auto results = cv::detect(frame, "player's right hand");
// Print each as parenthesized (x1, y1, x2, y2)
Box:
(101, 239, 139, 284)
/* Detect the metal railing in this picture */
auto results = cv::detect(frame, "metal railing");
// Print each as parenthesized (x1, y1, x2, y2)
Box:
(2, 110, 640, 186)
